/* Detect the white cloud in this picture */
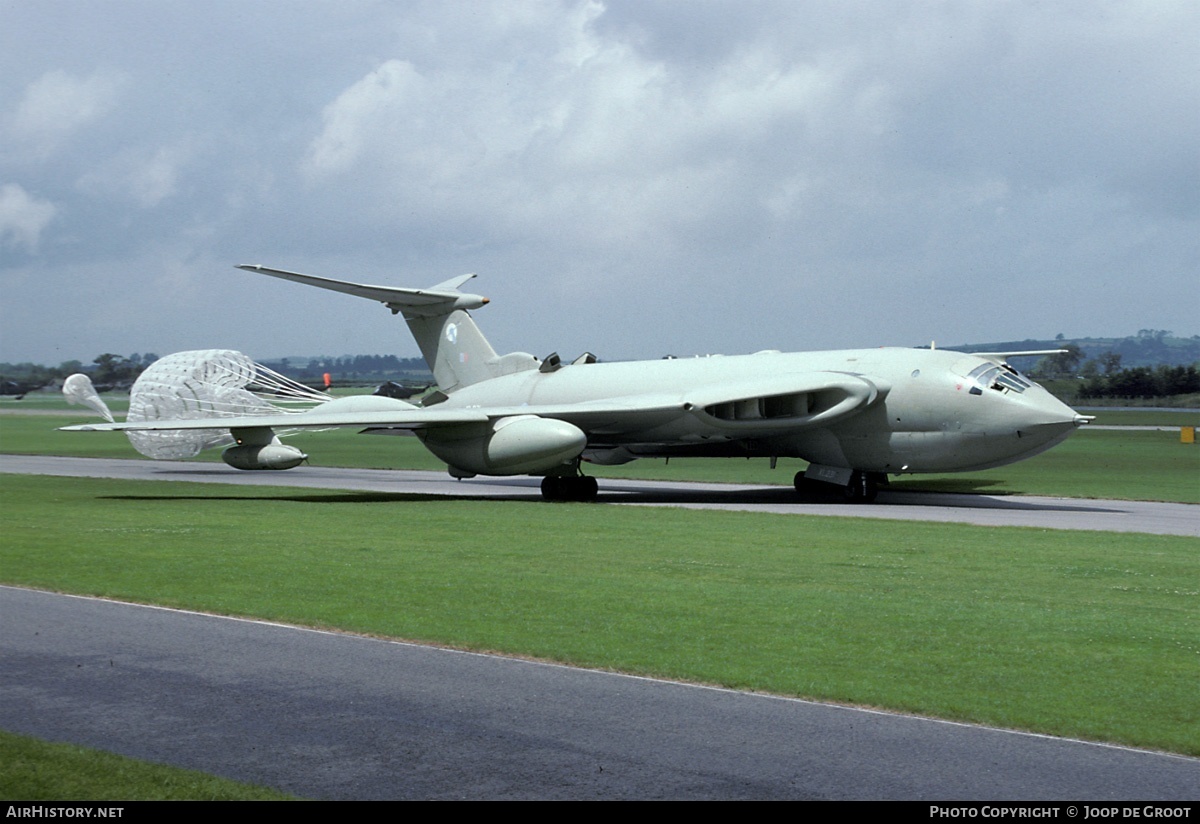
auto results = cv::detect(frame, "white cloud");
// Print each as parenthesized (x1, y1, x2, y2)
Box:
(305, 60, 428, 176)
(77, 144, 187, 207)
(9, 69, 125, 157)
(299, 5, 857, 266)
(0, 183, 56, 252)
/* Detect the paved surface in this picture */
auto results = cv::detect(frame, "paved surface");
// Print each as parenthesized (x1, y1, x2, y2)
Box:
(2, 454, 1197, 536)
(4, 586, 1197, 801)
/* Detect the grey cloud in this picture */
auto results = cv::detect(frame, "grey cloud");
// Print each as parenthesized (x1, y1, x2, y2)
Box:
(0, 183, 57, 252)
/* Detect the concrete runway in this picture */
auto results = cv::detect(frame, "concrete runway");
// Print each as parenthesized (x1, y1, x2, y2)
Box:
(3, 454, 1198, 536)
(4, 586, 1198, 800)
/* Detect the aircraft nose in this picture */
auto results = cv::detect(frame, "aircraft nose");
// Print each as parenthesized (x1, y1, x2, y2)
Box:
(1014, 391, 1089, 444)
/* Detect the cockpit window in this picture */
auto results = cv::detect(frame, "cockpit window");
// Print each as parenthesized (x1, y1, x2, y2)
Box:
(966, 363, 1033, 394)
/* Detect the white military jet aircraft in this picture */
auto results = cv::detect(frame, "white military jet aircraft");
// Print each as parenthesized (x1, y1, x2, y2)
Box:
(66, 265, 1090, 502)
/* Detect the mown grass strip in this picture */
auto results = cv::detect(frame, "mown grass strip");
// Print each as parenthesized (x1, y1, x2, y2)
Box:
(0, 729, 296, 800)
(2, 473, 1196, 756)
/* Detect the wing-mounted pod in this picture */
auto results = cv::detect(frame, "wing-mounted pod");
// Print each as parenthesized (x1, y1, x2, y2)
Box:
(684, 372, 888, 433)
(417, 415, 586, 476)
(222, 426, 307, 470)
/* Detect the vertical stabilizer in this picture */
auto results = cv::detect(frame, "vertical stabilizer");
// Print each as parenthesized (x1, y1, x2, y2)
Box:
(238, 265, 538, 393)
(406, 308, 537, 392)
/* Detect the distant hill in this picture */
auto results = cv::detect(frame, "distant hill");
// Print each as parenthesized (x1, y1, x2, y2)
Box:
(943, 331, 1200, 370)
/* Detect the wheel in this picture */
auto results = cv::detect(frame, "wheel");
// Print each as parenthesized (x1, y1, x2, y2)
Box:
(564, 476, 598, 502)
(794, 471, 819, 494)
(541, 475, 599, 502)
(794, 472, 831, 499)
(541, 475, 565, 501)
(842, 471, 878, 504)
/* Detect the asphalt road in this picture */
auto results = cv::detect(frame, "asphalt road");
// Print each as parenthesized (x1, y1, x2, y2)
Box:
(4, 586, 1197, 801)
(3, 454, 1198, 536)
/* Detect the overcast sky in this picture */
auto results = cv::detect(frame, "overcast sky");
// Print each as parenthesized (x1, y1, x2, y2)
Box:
(2, 0, 1197, 367)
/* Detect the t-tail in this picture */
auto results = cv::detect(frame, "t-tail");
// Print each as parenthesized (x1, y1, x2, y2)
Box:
(237, 265, 538, 392)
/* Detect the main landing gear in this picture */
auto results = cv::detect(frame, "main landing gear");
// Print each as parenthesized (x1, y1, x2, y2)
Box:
(794, 469, 882, 504)
(540, 473, 599, 502)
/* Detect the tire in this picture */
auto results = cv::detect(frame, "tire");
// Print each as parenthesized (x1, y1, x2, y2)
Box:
(541, 475, 598, 502)
(541, 476, 564, 501)
(843, 471, 878, 504)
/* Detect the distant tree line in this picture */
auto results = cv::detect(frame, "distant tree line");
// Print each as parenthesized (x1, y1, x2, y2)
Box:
(2, 352, 432, 392)
(0, 353, 157, 390)
(259, 354, 430, 381)
(1028, 345, 1084, 379)
(1024, 342, 1199, 399)
(958, 330, 1200, 370)
(1078, 364, 1200, 400)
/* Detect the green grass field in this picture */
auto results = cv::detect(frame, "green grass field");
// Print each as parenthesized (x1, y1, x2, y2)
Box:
(0, 730, 296, 801)
(2, 473, 1197, 756)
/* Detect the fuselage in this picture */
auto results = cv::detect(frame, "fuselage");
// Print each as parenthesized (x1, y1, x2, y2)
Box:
(435, 347, 1084, 475)
(231, 266, 1086, 481)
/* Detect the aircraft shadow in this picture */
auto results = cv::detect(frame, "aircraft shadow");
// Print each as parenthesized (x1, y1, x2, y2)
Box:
(593, 486, 1119, 513)
(100, 481, 1121, 514)
(99, 492, 511, 505)
(462, 478, 1123, 513)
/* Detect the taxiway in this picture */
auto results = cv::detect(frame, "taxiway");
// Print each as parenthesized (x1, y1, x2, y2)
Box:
(2, 454, 1196, 536)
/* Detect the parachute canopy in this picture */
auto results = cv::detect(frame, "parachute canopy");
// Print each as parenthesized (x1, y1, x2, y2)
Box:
(62, 373, 114, 423)
(122, 350, 329, 459)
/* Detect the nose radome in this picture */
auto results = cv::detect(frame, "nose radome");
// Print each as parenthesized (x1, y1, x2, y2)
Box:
(1015, 391, 1087, 443)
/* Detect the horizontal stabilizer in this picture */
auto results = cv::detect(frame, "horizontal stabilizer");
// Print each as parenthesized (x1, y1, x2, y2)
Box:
(238, 265, 488, 317)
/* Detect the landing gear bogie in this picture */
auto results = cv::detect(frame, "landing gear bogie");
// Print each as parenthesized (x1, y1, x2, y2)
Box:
(794, 469, 881, 504)
(540, 474, 599, 502)
(843, 471, 879, 504)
